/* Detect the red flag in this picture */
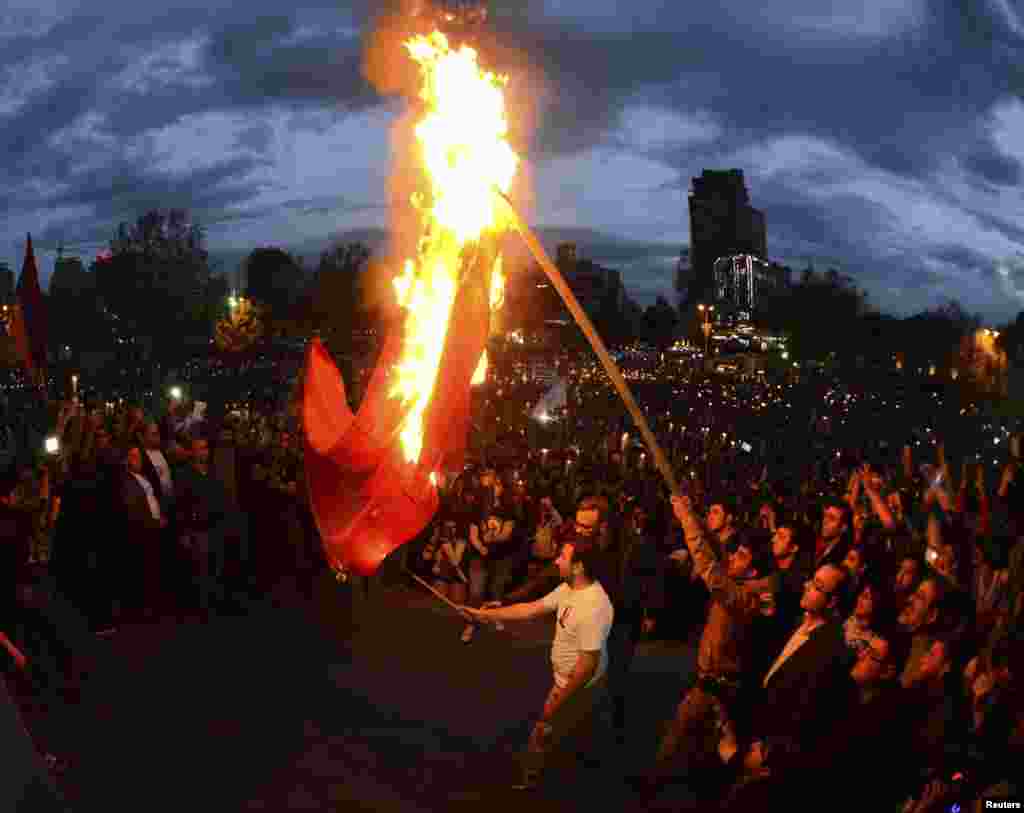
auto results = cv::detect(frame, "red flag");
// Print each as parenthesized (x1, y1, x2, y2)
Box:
(302, 337, 439, 576)
(420, 254, 491, 473)
(302, 248, 495, 575)
(12, 235, 47, 384)
(8, 304, 33, 375)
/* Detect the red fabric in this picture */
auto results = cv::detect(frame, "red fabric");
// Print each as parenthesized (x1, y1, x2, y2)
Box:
(302, 337, 439, 576)
(420, 259, 490, 473)
(8, 305, 33, 376)
(301, 255, 493, 575)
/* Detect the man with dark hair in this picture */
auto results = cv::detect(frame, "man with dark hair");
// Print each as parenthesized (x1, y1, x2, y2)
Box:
(770, 520, 813, 631)
(462, 538, 614, 791)
(899, 572, 956, 683)
(721, 622, 911, 810)
(638, 495, 778, 794)
(900, 632, 969, 798)
(814, 499, 850, 568)
(119, 444, 168, 620)
(894, 552, 925, 607)
(706, 496, 740, 555)
(482, 495, 665, 747)
(175, 434, 244, 617)
(736, 562, 854, 777)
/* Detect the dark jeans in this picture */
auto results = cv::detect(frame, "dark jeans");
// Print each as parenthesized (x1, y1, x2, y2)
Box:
(521, 675, 610, 782)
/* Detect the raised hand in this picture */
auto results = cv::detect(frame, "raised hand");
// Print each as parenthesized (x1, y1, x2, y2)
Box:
(670, 494, 692, 522)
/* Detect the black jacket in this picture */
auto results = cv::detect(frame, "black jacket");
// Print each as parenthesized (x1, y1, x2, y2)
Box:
(751, 619, 855, 765)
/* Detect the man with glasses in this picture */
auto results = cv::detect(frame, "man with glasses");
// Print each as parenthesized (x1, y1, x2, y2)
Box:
(738, 563, 853, 779)
(485, 497, 608, 606)
(720, 626, 910, 810)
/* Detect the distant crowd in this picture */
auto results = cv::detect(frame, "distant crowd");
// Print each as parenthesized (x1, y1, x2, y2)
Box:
(0, 359, 1022, 810)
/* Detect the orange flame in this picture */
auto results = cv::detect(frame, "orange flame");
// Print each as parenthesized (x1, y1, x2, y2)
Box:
(391, 31, 517, 463)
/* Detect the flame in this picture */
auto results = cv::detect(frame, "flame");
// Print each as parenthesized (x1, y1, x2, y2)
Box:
(489, 255, 505, 310)
(470, 255, 506, 386)
(390, 31, 517, 463)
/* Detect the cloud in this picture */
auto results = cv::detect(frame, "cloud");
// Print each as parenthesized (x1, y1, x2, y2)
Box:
(0, 54, 69, 116)
(110, 35, 214, 94)
(1, 0, 1024, 323)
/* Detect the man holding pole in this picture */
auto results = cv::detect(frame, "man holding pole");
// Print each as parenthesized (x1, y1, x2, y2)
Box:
(634, 493, 778, 796)
(461, 539, 614, 791)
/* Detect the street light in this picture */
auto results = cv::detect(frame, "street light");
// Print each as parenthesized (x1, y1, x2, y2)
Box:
(697, 304, 714, 357)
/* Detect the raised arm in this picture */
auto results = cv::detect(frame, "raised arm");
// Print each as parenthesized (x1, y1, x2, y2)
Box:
(861, 467, 894, 529)
(671, 495, 756, 612)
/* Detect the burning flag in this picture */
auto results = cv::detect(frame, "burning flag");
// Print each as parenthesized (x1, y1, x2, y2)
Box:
(303, 29, 516, 576)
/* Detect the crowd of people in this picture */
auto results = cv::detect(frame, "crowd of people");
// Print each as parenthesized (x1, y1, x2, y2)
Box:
(2, 356, 1023, 811)
(1, 392, 320, 795)
(413, 421, 1023, 810)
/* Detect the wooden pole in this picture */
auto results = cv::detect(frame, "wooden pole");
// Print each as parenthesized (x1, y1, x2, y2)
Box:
(498, 192, 680, 496)
(404, 566, 464, 614)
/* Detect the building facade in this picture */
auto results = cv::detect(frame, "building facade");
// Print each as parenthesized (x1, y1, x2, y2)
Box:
(712, 254, 789, 319)
(559, 242, 626, 317)
(687, 169, 767, 303)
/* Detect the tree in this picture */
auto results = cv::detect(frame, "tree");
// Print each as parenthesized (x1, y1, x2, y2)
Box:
(754, 266, 870, 361)
(48, 255, 111, 355)
(95, 208, 220, 367)
(996, 310, 1024, 365)
(0, 261, 13, 302)
(641, 296, 679, 349)
(303, 243, 371, 346)
(243, 247, 305, 328)
(901, 300, 977, 374)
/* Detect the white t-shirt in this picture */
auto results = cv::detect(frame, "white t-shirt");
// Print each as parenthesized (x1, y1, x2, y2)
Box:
(540, 581, 614, 689)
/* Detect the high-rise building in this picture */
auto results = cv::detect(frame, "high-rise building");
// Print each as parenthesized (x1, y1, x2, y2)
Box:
(687, 169, 767, 303)
(712, 254, 788, 319)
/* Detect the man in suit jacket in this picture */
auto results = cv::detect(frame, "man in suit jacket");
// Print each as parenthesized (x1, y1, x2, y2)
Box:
(720, 623, 910, 811)
(139, 422, 174, 508)
(119, 445, 168, 619)
(741, 563, 855, 773)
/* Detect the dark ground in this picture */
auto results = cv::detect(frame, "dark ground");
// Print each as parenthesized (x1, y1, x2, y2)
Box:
(15, 571, 704, 812)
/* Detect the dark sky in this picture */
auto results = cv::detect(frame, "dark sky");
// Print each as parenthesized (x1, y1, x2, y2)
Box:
(3, 0, 1024, 319)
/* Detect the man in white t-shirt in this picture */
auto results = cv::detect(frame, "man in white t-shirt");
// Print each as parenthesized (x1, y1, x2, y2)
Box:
(464, 539, 614, 790)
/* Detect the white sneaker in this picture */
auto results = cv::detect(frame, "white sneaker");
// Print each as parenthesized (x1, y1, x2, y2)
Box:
(461, 624, 475, 643)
